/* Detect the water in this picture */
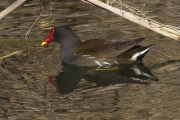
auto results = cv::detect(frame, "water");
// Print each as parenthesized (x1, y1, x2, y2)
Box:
(0, 0, 180, 119)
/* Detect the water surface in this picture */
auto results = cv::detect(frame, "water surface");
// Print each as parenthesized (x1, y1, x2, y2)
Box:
(0, 0, 180, 119)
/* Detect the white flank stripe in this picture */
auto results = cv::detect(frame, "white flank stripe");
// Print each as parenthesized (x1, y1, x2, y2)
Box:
(82, 55, 91, 57)
(88, 56, 96, 59)
(95, 60, 102, 66)
(102, 62, 111, 65)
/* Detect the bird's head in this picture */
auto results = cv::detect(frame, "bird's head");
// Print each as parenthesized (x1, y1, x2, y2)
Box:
(41, 26, 79, 47)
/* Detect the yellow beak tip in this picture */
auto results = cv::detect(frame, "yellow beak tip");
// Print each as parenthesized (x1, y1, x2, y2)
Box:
(41, 41, 48, 47)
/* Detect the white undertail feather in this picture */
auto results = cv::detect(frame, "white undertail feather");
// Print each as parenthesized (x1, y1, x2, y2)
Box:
(130, 46, 152, 61)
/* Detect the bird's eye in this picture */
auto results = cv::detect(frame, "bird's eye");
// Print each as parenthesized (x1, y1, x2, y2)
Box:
(55, 31, 60, 35)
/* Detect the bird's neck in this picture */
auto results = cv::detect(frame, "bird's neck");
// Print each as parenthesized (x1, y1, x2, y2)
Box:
(60, 38, 81, 63)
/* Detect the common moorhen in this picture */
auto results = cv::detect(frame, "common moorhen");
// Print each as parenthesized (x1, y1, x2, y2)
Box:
(41, 26, 153, 66)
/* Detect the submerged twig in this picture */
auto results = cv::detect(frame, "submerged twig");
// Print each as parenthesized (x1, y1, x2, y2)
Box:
(41, 0, 54, 23)
(0, 51, 21, 63)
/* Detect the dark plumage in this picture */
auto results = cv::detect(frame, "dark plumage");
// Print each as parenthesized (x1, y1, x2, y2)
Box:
(41, 26, 153, 66)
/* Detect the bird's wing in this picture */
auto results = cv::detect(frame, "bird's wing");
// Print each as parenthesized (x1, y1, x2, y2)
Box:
(74, 38, 145, 58)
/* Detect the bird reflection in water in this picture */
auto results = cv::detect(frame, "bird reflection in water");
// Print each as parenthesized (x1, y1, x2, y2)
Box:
(46, 62, 158, 94)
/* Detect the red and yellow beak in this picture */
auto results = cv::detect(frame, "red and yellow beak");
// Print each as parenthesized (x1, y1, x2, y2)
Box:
(41, 28, 54, 47)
